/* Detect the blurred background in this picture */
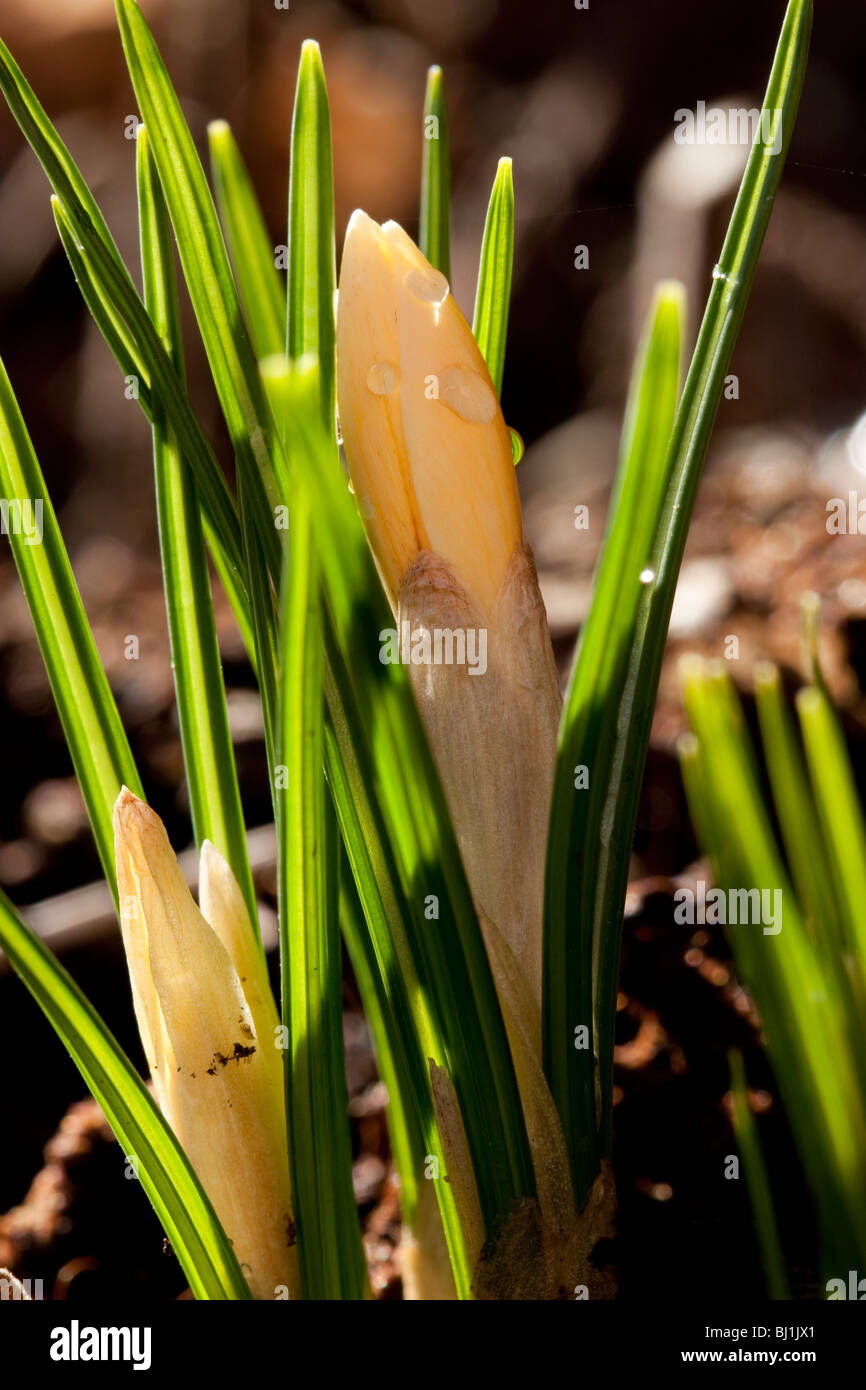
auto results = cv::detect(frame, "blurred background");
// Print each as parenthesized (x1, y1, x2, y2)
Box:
(1, 0, 865, 1300)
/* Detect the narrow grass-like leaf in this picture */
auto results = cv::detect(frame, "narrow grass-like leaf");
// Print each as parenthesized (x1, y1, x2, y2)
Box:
(419, 66, 450, 278)
(264, 359, 366, 1299)
(209, 120, 285, 360)
(797, 684, 866, 980)
(543, 282, 684, 1200)
(0, 37, 132, 280)
(322, 806, 370, 1296)
(472, 157, 514, 397)
(728, 1049, 790, 1299)
(796, 601, 866, 983)
(337, 857, 422, 1222)
(321, 674, 470, 1291)
(137, 127, 257, 934)
(0, 358, 142, 887)
(800, 589, 827, 692)
(49, 194, 255, 662)
(0, 891, 250, 1300)
(753, 661, 840, 942)
(591, 0, 811, 1151)
(278, 493, 361, 1298)
(545, 0, 812, 1205)
(287, 41, 336, 430)
(240, 471, 280, 779)
(51, 198, 153, 417)
(269, 52, 366, 1295)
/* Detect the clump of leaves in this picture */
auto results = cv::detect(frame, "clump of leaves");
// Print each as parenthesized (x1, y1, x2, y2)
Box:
(0, 0, 810, 1298)
(680, 594, 866, 1294)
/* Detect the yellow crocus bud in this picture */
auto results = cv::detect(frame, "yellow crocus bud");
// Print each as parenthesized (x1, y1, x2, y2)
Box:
(336, 212, 561, 1022)
(113, 789, 299, 1300)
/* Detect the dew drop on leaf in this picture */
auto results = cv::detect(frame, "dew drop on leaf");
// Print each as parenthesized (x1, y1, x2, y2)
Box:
(509, 428, 525, 465)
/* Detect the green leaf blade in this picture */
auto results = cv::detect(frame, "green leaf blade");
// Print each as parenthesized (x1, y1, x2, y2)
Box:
(264, 359, 367, 1301)
(322, 655, 472, 1294)
(728, 1049, 790, 1300)
(753, 661, 841, 941)
(797, 684, 866, 979)
(419, 65, 450, 278)
(137, 125, 258, 935)
(472, 157, 514, 397)
(543, 280, 685, 1201)
(287, 41, 337, 430)
(0, 358, 143, 888)
(0, 37, 133, 286)
(209, 119, 286, 362)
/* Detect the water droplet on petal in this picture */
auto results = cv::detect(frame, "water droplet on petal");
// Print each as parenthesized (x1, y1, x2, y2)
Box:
(438, 365, 497, 424)
(404, 266, 450, 307)
(366, 361, 401, 396)
(335, 412, 343, 446)
(359, 495, 375, 519)
(639, 568, 655, 584)
(347, 478, 355, 495)
(509, 428, 525, 465)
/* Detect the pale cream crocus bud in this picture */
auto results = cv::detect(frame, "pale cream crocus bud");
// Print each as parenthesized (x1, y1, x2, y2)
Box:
(336, 211, 561, 1027)
(113, 789, 299, 1300)
(335, 217, 618, 1298)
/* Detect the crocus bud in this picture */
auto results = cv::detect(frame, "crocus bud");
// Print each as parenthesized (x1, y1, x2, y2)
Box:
(336, 210, 522, 620)
(337, 212, 561, 1022)
(114, 789, 298, 1300)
